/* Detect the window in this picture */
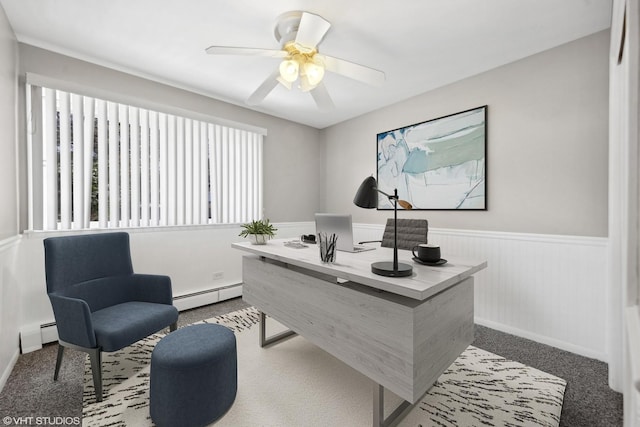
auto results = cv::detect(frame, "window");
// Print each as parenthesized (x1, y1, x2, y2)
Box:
(27, 79, 264, 231)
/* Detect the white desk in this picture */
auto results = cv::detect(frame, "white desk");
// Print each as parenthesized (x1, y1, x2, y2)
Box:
(233, 239, 487, 427)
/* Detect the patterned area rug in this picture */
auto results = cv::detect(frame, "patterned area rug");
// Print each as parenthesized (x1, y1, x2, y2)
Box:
(83, 307, 566, 426)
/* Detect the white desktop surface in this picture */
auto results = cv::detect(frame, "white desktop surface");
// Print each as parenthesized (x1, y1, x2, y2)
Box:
(232, 238, 487, 301)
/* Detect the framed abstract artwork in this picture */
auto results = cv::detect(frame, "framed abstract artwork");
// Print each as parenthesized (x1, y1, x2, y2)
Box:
(376, 106, 487, 210)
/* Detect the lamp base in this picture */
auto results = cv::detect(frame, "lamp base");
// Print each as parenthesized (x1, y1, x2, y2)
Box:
(370, 261, 413, 277)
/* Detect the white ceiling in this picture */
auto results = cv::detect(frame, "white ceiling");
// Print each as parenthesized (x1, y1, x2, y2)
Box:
(1, 0, 611, 129)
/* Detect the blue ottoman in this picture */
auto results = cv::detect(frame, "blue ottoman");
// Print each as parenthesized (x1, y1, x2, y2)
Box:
(150, 323, 237, 427)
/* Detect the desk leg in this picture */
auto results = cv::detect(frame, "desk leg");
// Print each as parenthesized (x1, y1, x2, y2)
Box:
(373, 384, 414, 427)
(259, 311, 297, 348)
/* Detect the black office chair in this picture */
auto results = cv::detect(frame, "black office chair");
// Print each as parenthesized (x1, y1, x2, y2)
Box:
(360, 218, 429, 250)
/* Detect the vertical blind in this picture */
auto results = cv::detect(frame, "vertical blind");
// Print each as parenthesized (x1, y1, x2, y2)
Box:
(29, 85, 264, 231)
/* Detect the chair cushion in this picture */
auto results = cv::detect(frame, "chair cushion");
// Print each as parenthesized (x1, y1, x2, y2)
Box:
(92, 301, 178, 352)
(152, 323, 236, 368)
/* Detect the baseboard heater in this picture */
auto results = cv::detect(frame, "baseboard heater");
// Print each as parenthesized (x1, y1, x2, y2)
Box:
(173, 283, 243, 311)
(173, 285, 234, 300)
(20, 283, 243, 354)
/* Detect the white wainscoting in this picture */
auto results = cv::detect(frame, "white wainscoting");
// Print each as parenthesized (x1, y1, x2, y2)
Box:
(354, 224, 608, 361)
(15, 222, 608, 362)
(0, 236, 22, 393)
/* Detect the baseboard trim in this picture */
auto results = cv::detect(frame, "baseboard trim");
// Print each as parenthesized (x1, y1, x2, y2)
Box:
(475, 316, 607, 362)
(0, 349, 19, 393)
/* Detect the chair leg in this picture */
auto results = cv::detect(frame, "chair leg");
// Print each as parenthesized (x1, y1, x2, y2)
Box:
(170, 321, 177, 332)
(54, 341, 103, 402)
(88, 348, 103, 402)
(53, 345, 64, 381)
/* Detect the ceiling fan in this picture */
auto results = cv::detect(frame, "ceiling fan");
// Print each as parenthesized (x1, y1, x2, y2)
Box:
(205, 11, 385, 110)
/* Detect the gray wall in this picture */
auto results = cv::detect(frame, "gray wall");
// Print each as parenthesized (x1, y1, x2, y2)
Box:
(0, 6, 17, 240)
(16, 44, 323, 230)
(16, 31, 610, 237)
(0, 3, 20, 393)
(321, 30, 610, 237)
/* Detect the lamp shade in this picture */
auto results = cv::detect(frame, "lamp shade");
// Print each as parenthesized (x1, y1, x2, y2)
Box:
(304, 60, 325, 86)
(353, 176, 378, 209)
(279, 59, 299, 83)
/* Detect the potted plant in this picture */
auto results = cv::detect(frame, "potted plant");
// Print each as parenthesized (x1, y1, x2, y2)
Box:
(239, 219, 278, 245)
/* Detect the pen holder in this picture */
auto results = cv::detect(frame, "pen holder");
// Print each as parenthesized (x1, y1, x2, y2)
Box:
(318, 232, 337, 263)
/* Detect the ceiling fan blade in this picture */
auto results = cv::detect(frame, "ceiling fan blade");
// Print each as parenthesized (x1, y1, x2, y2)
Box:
(294, 12, 331, 49)
(205, 46, 287, 58)
(246, 69, 281, 106)
(310, 82, 335, 111)
(322, 55, 385, 86)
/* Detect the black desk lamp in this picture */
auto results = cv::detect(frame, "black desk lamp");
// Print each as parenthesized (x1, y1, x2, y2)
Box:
(353, 176, 413, 277)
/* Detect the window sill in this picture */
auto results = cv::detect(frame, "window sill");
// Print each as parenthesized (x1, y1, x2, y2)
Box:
(23, 223, 244, 239)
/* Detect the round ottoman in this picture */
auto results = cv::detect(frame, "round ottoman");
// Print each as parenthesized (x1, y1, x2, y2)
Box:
(150, 323, 237, 427)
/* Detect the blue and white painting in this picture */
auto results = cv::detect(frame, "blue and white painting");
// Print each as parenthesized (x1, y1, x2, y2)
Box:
(377, 106, 486, 210)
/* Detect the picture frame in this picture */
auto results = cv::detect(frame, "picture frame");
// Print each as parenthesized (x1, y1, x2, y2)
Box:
(376, 105, 487, 210)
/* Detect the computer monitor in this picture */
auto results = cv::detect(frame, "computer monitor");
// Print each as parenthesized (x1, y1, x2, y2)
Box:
(314, 213, 374, 253)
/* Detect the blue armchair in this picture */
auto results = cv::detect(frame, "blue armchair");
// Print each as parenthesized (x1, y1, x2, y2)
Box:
(44, 232, 179, 402)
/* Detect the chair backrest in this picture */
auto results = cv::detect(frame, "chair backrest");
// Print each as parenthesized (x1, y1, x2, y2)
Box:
(44, 232, 134, 293)
(381, 218, 429, 251)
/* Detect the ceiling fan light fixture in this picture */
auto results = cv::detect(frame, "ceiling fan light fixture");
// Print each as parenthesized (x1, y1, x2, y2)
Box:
(304, 59, 325, 86)
(206, 10, 386, 109)
(279, 59, 299, 83)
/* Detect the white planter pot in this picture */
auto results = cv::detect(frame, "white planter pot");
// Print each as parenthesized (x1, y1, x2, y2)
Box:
(249, 234, 268, 245)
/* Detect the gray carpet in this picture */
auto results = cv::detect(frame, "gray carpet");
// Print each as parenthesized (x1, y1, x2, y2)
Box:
(0, 298, 622, 426)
